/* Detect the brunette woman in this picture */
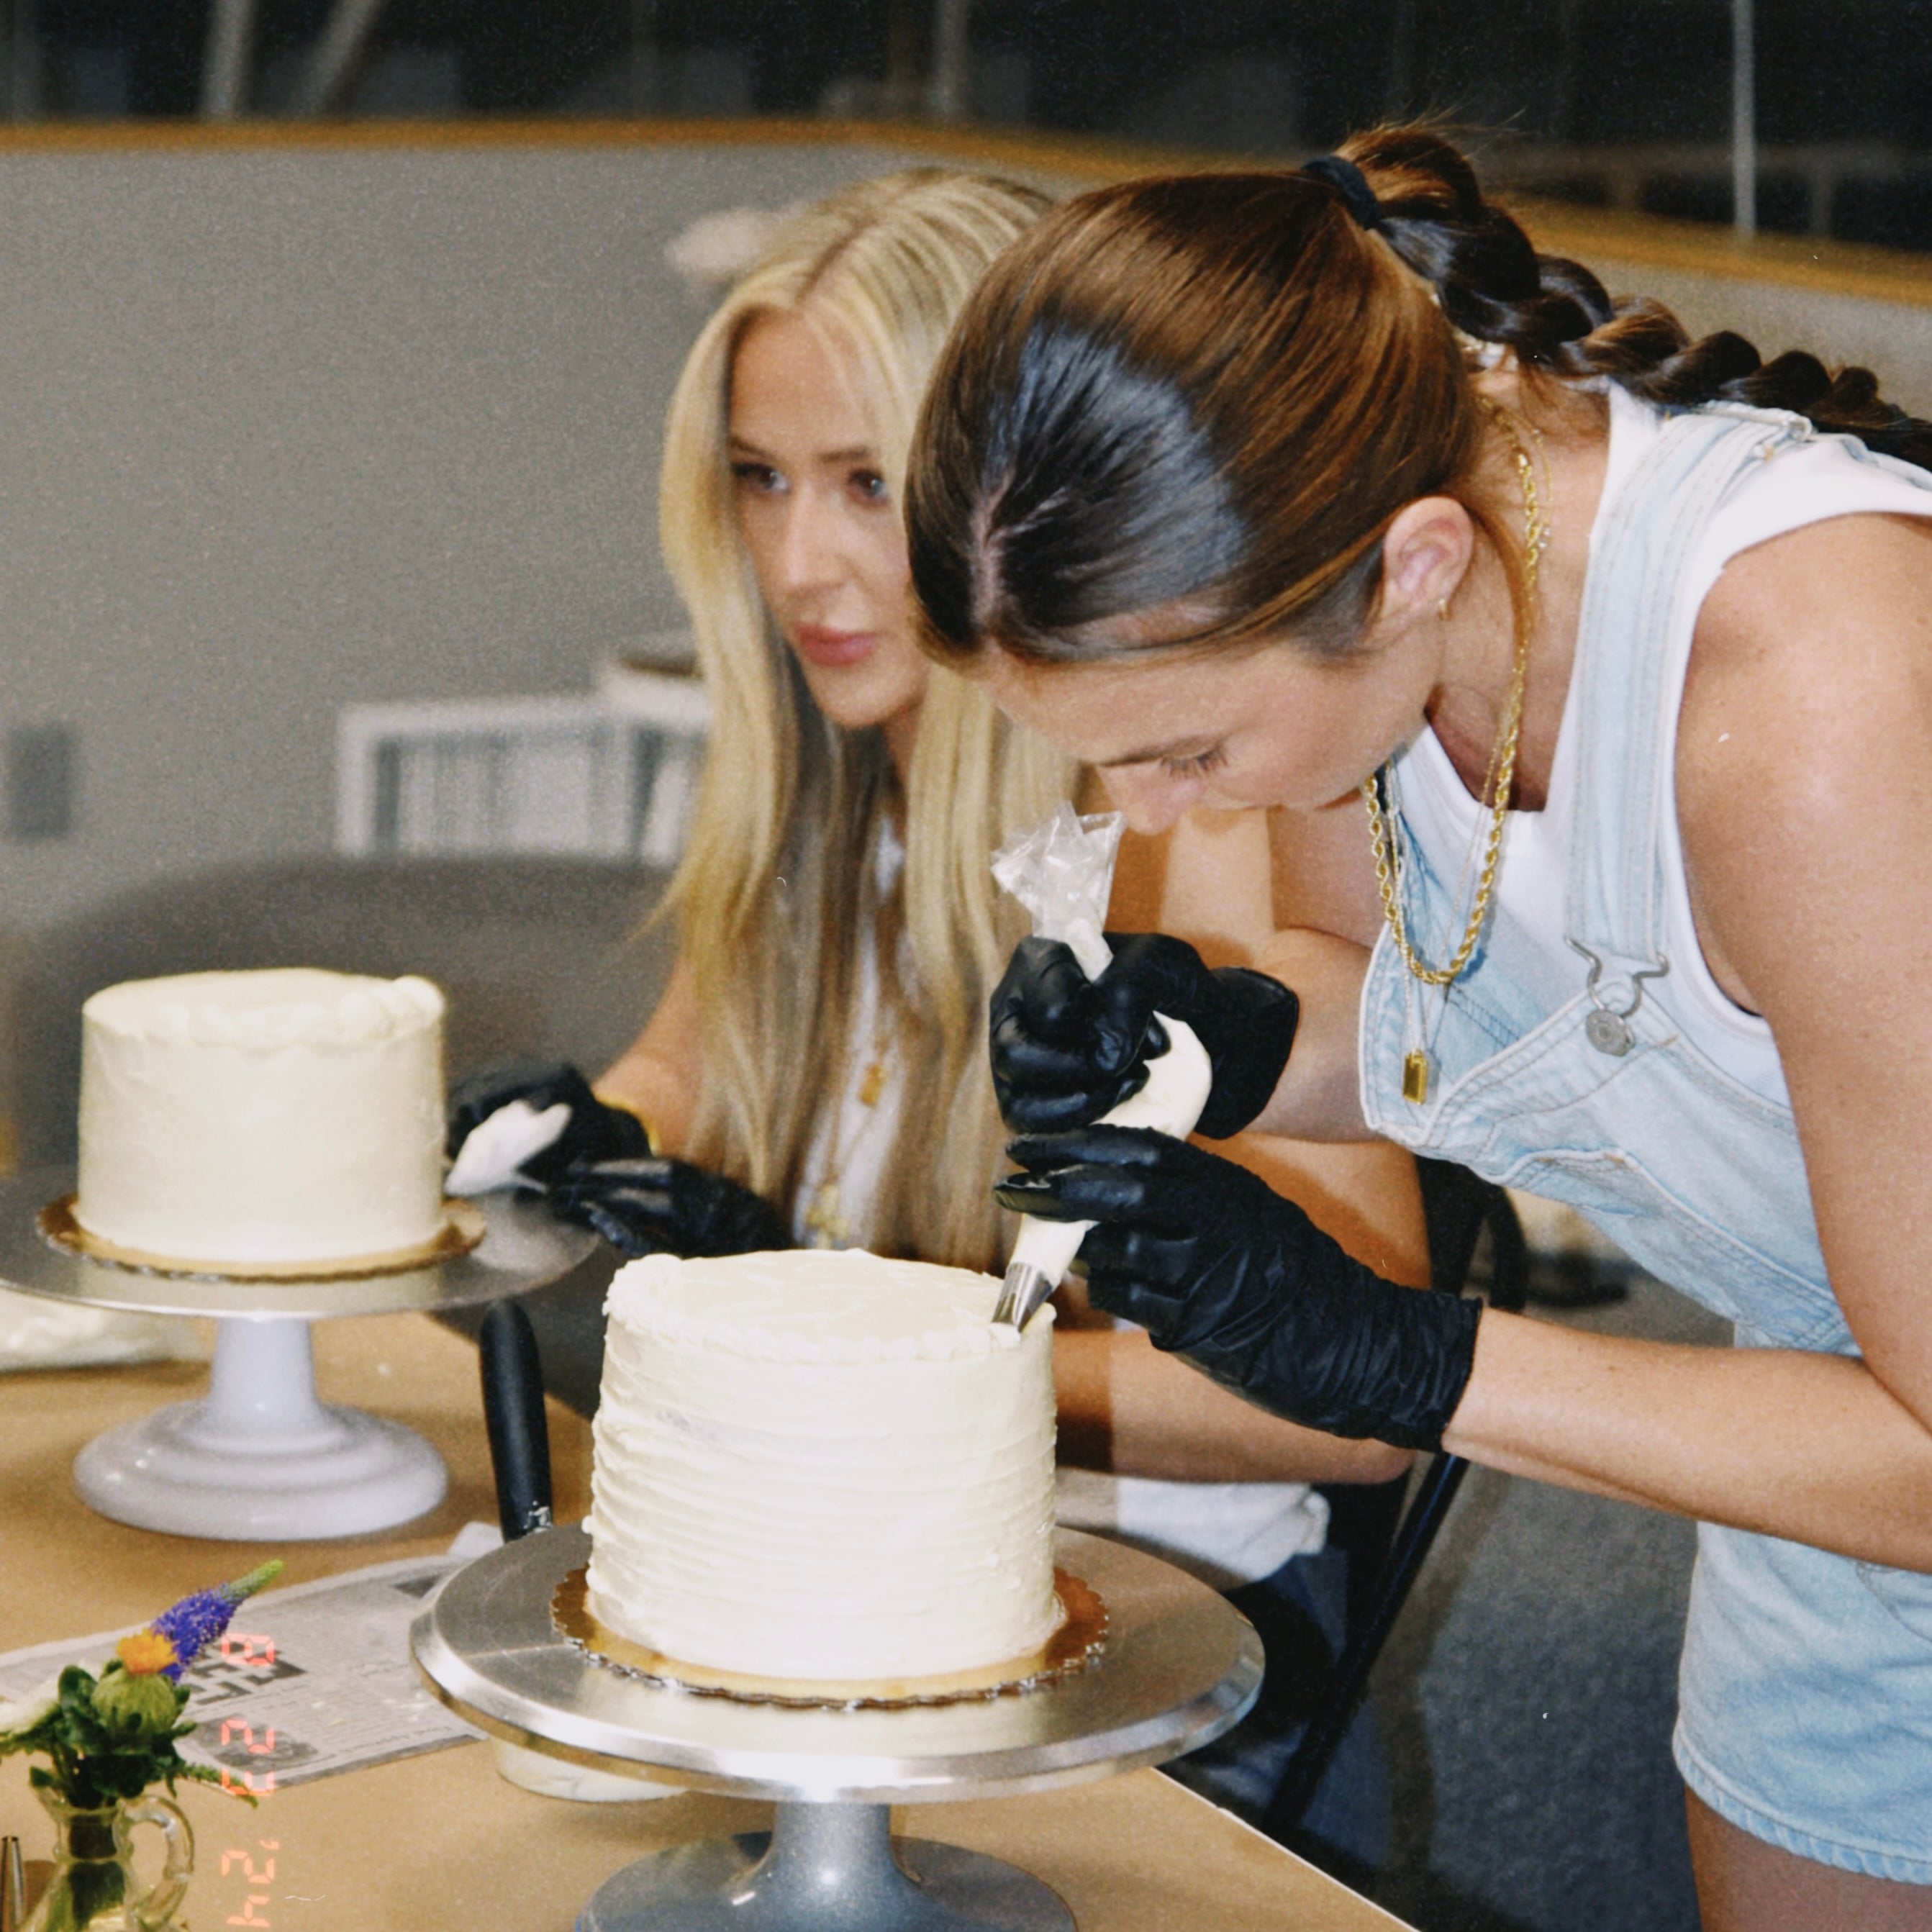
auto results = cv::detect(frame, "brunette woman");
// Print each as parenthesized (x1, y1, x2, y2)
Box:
(448, 168, 1427, 1862)
(907, 130, 1932, 1927)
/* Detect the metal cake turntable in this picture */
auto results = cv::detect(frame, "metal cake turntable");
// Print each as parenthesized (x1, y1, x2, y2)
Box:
(412, 1522, 1264, 1931)
(0, 1166, 596, 1541)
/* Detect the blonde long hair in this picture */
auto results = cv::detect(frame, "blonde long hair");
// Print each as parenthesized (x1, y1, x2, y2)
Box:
(661, 170, 1074, 1272)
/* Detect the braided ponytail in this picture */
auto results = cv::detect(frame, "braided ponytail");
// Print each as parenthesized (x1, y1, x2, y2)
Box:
(908, 127, 1931, 676)
(1343, 127, 1932, 472)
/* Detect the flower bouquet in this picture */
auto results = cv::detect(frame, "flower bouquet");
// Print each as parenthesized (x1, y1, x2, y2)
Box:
(0, 1561, 281, 1932)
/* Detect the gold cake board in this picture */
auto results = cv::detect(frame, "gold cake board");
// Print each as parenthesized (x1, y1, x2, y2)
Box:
(553, 1565, 1108, 1709)
(39, 1192, 486, 1283)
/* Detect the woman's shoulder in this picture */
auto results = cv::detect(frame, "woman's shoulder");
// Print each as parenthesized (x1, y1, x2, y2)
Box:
(1676, 407, 1932, 785)
(1684, 509, 1932, 795)
(1678, 511, 1932, 1011)
(1606, 388, 1932, 538)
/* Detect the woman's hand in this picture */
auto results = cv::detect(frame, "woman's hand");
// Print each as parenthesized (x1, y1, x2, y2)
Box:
(447, 1055, 787, 1257)
(445, 1059, 651, 1192)
(988, 933, 1299, 1138)
(548, 1157, 791, 1259)
(997, 1125, 1478, 1451)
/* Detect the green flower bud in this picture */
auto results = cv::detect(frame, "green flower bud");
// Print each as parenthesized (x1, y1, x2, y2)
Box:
(91, 1667, 183, 1738)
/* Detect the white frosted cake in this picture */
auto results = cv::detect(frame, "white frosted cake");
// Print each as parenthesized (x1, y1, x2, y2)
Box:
(586, 1248, 1060, 1683)
(74, 968, 447, 1267)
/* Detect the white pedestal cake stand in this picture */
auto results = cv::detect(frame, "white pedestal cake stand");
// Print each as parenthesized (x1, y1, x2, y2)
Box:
(0, 1166, 596, 1542)
(412, 1523, 1264, 1932)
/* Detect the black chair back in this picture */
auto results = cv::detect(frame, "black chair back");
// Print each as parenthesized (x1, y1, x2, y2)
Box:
(1265, 1161, 1530, 1841)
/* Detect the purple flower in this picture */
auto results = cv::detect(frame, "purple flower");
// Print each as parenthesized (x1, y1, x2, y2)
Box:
(146, 1560, 282, 1682)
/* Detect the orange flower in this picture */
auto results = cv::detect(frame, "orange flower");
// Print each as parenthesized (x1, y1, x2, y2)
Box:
(116, 1631, 178, 1677)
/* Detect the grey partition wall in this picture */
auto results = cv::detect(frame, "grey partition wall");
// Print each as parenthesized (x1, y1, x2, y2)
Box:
(0, 123, 1926, 953)
(0, 131, 980, 940)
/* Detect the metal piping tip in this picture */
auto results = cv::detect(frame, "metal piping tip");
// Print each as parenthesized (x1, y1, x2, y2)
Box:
(992, 1261, 1056, 1330)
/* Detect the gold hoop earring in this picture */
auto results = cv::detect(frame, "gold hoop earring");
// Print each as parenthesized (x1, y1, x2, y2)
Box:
(1436, 597, 1451, 622)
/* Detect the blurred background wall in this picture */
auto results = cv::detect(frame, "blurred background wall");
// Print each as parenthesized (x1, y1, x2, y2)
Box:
(1, 122, 1926, 944)
(0, 0, 1925, 950)
(5, 1, 1931, 258)
(0, 133, 947, 935)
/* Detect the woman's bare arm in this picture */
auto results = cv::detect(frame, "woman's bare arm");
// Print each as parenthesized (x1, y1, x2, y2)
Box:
(1243, 925, 1379, 1140)
(1112, 794, 1389, 1144)
(1447, 514, 1932, 1569)
(594, 958, 705, 1156)
(1244, 794, 1392, 1138)
(1053, 1278, 1411, 1483)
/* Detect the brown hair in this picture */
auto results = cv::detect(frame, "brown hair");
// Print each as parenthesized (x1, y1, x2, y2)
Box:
(907, 125, 1932, 669)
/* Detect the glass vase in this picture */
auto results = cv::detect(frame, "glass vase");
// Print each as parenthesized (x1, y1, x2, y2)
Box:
(19, 1785, 193, 1932)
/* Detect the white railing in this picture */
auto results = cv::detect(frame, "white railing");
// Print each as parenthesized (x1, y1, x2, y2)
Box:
(336, 663, 709, 868)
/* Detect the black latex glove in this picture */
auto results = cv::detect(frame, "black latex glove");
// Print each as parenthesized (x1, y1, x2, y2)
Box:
(548, 1156, 791, 1260)
(445, 1058, 651, 1187)
(996, 1126, 1479, 1451)
(988, 933, 1299, 1140)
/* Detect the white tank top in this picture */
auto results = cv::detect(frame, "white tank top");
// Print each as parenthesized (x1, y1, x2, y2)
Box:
(1392, 387, 1932, 1108)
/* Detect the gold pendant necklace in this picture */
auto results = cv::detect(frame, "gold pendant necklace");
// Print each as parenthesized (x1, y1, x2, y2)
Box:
(1402, 1043, 1432, 1105)
(803, 1045, 891, 1248)
(1366, 399, 1549, 1105)
(802, 1177, 854, 1248)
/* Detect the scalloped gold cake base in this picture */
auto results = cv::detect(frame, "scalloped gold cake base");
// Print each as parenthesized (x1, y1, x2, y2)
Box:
(553, 1565, 1107, 1709)
(39, 1193, 486, 1284)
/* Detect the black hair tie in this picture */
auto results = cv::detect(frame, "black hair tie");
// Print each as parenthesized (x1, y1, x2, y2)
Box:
(1302, 154, 1382, 232)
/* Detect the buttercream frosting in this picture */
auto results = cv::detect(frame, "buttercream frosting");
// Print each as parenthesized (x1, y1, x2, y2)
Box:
(586, 1248, 1060, 1681)
(75, 968, 447, 1266)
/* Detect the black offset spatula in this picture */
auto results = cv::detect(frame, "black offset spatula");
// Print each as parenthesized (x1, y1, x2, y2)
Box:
(479, 1300, 553, 1541)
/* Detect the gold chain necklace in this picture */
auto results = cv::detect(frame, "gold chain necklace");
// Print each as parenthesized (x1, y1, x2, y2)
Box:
(802, 1039, 892, 1248)
(1363, 399, 1549, 1103)
(803, 891, 899, 1248)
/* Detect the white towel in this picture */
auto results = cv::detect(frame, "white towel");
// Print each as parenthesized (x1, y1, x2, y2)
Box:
(0, 1284, 206, 1373)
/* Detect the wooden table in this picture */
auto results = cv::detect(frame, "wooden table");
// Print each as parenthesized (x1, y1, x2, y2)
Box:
(0, 1313, 1413, 1931)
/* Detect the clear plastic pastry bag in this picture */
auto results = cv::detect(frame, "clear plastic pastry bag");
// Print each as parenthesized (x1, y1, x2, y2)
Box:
(991, 807, 1212, 1296)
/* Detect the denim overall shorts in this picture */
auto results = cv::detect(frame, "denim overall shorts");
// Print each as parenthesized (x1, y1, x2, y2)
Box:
(1359, 403, 1932, 1880)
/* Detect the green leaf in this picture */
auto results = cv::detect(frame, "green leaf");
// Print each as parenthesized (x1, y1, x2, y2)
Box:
(55, 1666, 96, 1708)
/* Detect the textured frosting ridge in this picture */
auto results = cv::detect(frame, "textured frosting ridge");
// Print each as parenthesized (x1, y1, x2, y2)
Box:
(587, 1248, 1060, 1682)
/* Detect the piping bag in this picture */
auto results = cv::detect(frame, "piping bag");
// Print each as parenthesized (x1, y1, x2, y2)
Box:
(989, 807, 1213, 1328)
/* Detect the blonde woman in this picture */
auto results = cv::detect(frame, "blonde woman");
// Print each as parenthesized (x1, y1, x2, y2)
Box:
(448, 172, 1062, 1271)
(448, 168, 1423, 1864)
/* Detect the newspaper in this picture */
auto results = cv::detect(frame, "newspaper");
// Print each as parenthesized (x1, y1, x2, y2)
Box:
(0, 1546, 489, 1790)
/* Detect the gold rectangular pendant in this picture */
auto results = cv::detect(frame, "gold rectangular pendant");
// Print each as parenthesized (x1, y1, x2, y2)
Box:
(1402, 1049, 1430, 1105)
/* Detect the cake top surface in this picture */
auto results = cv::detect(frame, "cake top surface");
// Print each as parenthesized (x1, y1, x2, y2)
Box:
(83, 969, 443, 1051)
(606, 1247, 1046, 1363)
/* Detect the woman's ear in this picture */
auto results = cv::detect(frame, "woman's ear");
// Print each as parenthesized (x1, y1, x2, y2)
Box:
(1377, 496, 1476, 625)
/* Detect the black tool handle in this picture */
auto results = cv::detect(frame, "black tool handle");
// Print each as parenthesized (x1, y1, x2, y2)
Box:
(479, 1300, 553, 1541)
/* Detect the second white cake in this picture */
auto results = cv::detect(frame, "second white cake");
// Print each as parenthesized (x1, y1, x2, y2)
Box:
(586, 1248, 1060, 1683)
(75, 968, 447, 1268)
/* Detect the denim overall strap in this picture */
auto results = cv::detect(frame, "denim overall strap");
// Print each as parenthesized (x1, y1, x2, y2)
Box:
(1359, 407, 1825, 1182)
(1564, 406, 1813, 979)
